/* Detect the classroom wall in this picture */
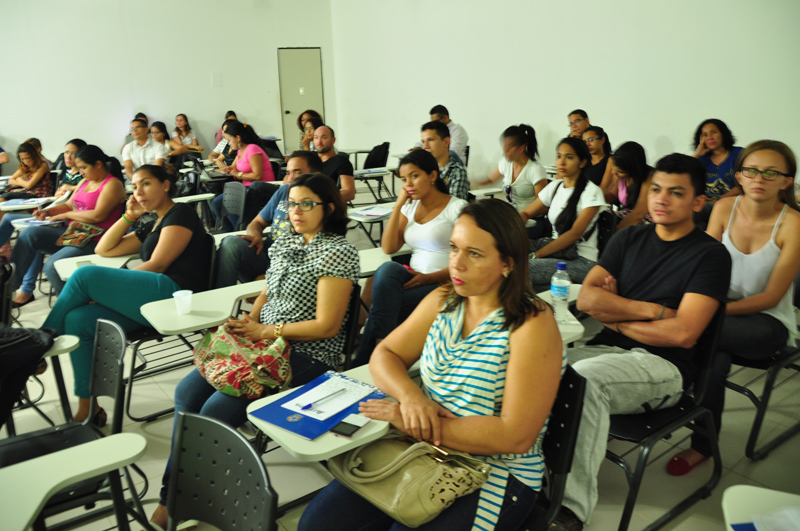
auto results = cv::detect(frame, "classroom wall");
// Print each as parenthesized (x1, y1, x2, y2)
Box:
(329, 0, 800, 178)
(0, 0, 338, 173)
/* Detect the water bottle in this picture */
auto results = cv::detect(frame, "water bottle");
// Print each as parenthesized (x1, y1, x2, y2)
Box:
(551, 262, 571, 324)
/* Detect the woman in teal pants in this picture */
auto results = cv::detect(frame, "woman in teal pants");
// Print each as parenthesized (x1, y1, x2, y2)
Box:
(42, 165, 212, 425)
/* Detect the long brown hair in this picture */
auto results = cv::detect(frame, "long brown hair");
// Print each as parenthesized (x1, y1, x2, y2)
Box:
(17, 142, 45, 173)
(441, 199, 546, 330)
(734, 140, 800, 213)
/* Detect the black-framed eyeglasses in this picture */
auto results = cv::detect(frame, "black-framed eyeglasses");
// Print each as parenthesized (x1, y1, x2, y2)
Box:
(278, 200, 326, 212)
(130, 126, 145, 132)
(740, 167, 790, 181)
(584, 137, 599, 143)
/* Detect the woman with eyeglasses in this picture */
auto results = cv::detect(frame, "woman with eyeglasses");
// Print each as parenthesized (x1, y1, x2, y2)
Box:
(582, 125, 612, 187)
(354, 150, 468, 366)
(479, 124, 550, 239)
(668, 140, 800, 477)
(148, 173, 358, 529)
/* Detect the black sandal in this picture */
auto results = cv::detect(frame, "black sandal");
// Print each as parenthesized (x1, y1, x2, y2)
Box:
(91, 408, 107, 428)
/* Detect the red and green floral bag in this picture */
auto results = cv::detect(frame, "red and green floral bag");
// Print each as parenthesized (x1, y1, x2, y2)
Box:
(193, 326, 292, 399)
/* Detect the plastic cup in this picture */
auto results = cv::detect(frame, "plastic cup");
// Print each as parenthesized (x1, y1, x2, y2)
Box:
(173, 290, 193, 315)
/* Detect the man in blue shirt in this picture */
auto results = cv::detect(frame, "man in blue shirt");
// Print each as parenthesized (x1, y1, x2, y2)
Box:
(214, 151, 323, 287)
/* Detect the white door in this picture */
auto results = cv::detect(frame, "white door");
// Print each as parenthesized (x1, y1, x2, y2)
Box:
(278, 48, 324, 154)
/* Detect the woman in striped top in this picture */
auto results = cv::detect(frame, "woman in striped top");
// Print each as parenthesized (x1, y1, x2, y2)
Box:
(299, 199, 564, 531)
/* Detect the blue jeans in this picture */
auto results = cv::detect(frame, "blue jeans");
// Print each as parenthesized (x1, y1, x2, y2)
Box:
(214, 235, 270, 288)
(354, 261, 438, 366)
(11, 224, 99, 295)
(41, 266, 181, 398)
(299, 473, 536, 531)
(0, 213, 30, 247)
(157, 349, 333, 505)
(211, 193, 241, 232)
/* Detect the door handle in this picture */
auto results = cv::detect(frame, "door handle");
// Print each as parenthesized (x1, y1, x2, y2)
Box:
(285, 110, 291, 115)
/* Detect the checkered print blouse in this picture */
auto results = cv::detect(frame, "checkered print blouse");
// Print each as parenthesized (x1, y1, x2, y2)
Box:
(260, 231, 360, 367)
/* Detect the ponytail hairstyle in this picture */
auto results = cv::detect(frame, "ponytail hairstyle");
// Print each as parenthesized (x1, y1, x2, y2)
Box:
(554, 137, 592, 236)
(174, 113, 192, 136)
(17, 142, 45, 173)
(75, 145, 124, 181)
(734, 140, 800, 213)
(225, 120, 262, 147)
(502, 124, 539, 161)
(584, 125, 611, 157)
(398, 149, 449, 194)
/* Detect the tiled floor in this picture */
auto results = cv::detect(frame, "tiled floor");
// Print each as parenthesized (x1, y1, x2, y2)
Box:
(4, 185, 800, 530)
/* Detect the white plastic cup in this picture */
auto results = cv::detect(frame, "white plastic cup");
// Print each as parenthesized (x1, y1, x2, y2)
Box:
(173, 290, 193, 315)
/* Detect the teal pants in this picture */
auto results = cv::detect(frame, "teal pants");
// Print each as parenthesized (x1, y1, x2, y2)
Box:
(42, 265, 181, 398)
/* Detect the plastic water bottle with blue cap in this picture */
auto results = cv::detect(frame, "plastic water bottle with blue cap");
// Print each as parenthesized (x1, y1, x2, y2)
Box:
(551, 261, 571, 324)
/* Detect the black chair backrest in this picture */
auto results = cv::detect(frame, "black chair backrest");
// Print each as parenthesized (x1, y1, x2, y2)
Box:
(543, 365, 586, 476)
(89, 319, 127, 433)
(688, 303, 726, 406)
(205, 233, 217, 291)
(261, 139, 284, 160)
(342, 284, 362, 370)
(270, 160, 281, 181)
(464, 145, 470, 167)
(363, 142, 390, 169)
(167, 412, 278, 531)
(0, 257, 13, 327)
(595, 209, 619, 258)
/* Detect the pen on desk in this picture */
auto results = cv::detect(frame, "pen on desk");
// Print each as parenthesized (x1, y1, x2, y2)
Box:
(301, 388, 346, 411)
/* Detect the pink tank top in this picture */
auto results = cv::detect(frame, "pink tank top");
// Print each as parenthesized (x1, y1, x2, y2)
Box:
(236, 143, 275, 186)
(72, 175, 125, 230)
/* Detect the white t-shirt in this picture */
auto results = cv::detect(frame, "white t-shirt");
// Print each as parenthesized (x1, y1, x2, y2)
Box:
(539, 179, 606, 261)
(498, 157, 548, 212)
(122, 137, 168, 167)
(400, 196, 469, 274)
(172, 131, 196, 145)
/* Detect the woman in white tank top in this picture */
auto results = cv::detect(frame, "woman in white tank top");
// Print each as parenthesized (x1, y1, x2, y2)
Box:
(669, 140, 800, 475)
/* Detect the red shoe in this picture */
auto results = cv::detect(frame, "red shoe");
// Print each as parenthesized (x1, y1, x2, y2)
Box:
(667, 454, 709, 476)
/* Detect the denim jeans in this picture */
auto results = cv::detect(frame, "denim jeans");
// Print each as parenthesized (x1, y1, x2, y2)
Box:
(354, 261, 438, 366)
(0, 213, 30, 247)
(41, 266, 180, 398)
(157, 349, 333, 505)
(11, 224, 99, 295)
(528, 255, 596, 294)
(211, 193, 240, 232)
(299, 473, 536, 531)
(562, 345, 684, 524)
(214, 234, 270, 288)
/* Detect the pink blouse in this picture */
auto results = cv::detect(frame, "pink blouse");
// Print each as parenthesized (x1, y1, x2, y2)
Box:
(235, 143, 275, 187)
(72, 175, 124, 231)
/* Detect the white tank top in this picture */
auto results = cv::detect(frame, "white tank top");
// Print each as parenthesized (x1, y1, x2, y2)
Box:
(722, 196, 796, 345)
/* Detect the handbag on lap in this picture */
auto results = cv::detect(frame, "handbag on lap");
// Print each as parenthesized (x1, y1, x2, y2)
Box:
(193, 326, 291, 399)
(55, 222, 106, 248)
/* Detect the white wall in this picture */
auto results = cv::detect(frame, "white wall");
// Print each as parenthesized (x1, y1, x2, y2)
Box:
(329, 0, 800, 178)
(0, 0, 337, 173)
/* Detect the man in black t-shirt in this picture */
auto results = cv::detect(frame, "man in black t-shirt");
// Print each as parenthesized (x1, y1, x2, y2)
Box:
(554, 154, 732, 530)
(314, 125, 355, 202)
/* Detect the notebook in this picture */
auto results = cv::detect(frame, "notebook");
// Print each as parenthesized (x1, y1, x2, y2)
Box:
(250, 371, 385, 440)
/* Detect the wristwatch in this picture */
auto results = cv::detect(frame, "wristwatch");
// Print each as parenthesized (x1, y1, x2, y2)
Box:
(237, 171, 244, 178)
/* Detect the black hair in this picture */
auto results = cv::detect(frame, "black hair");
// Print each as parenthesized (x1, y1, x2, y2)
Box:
(288, 173, 350, 235)
(653, 153, 706, 198)
(296, 109, 322, 130)
(443, 199, 545, 329)
(65, 139, 87, 150)
(150, 121, 169, 138)
(583, 125, 611, 157)
(225, 110, 237, 119)
(225, 120, 262, 146)
(502, 124, 539, 161)
(612, 142, 651, 209)
(174, 113, 192, 135)
(568, 109, 588, 119)
(134, 112, 148, 124)
(75, 145, 124, 181)
(133, 164, 178, 197)
(305, 116, 324, 131)
(397, 150, 449, 194)
(429, 104, 449, 118)
(554, 137, 592, 236)
(421, 121, 450, 140)
(131, 118, 147, 129)
(288, 151, 324, 173)
(692, 118, 736, 151)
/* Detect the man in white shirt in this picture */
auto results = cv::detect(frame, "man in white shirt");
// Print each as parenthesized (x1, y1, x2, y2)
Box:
(411, 105, 469, 164)
(122, 118, 167, 180)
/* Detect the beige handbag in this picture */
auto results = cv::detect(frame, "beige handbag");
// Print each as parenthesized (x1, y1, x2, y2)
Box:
(328, 431, 491, 528)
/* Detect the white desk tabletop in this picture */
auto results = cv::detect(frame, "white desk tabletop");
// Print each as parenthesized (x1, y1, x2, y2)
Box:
(722, 485, 800, 530)
(45, 335, 79, 358)
(358, 245, 412, 277)
(246, 365, 390, 462)
(470, 187, 503, 198)
(174, 193, 215, 204)
(0, 433, 147, 531)
(54, 253, 137, 281)
(0, 197, 55, 211)
(140, 280, 264, 335)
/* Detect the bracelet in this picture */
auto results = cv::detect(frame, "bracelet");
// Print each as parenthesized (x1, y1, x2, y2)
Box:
(273, 322, 284, 338)
(122, 213, 137, 225)
(657, 304, 666, 320)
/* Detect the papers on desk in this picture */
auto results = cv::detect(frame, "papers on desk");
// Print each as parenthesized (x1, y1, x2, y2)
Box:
(354, 168, 389, 176)
(3, 197, 53, 207)
(350, 205, 392, 219)
(20, 219, 66, 227)
(45, 191, 71, 209)
(250, 371, 385, 440)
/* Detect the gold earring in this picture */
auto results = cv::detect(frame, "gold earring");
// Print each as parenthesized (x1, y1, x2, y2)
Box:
(503, 270, 510, 278)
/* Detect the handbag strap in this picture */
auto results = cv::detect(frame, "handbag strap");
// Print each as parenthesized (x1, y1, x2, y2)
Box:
(344, 440, 434, 483)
